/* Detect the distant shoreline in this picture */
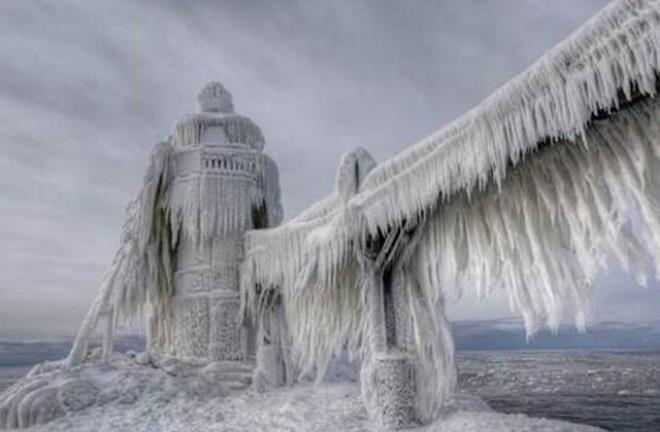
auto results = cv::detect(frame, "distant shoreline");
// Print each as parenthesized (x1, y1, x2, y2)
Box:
(2, 319, 660, 368)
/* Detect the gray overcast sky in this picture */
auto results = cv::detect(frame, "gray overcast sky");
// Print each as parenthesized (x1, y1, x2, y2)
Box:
(1, 0, 658, 341)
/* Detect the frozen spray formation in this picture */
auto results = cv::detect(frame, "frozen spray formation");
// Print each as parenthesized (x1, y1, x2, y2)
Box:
(3, 0, 660, 430)
(1, 83, 283, 429)
(66, 81, 283, 365)
(241, 0, 660, 428)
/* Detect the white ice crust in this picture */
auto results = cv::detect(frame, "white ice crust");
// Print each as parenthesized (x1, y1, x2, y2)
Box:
(241, 0, 660, 423)
(1, 356, 604, 432)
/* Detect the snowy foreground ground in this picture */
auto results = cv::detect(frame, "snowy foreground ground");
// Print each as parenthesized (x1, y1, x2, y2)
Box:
(25, 386, 604, 432)
(1, 353, 605, 432)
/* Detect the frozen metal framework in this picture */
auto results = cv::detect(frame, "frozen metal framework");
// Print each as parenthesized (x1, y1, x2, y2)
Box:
(241, 0, 660, 428)
(3, 0, 660, 430)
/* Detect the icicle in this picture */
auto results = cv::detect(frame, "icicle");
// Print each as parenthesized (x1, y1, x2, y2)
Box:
(172, 112, 265, 151)
(241, 75, 660, 425)
(351, 0, 660, 237)
(66, 140, 177, 366)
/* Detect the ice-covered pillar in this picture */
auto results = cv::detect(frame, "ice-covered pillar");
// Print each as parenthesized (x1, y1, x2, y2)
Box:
(359, 224, 421, 429)
(253, 289, 290, 390)
(317, 145, 418, 427)
(167, 82, 282, 361)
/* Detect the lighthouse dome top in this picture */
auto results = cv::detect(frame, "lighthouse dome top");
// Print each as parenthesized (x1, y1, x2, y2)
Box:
(198, 81, 234, 113)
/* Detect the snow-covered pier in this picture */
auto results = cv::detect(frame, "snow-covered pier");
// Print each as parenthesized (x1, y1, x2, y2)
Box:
(3, 0, 660, 430)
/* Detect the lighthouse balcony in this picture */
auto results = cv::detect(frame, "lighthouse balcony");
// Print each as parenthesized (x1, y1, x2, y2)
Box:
(202, 153, 256, 175)
(175, 147, 261, 179)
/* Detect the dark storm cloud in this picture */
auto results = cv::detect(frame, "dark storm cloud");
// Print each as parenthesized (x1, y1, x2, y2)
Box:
(2, 0, 656, 340)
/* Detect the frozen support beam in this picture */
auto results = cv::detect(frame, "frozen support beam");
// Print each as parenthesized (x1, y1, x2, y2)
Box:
(65, 273, 115, 367)
(359, 221, 425, 429)
(253, 289, 289, 390)
(372, 353, 416, 428)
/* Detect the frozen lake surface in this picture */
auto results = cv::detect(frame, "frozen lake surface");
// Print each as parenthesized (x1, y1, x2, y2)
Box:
(0, 367, 31, 394)
(457, 351, 660, 432)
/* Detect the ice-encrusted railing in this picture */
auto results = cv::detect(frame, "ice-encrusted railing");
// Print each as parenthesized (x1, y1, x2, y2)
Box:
(240, 0, 660, 428)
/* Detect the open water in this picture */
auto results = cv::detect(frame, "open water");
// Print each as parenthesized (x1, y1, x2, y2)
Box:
(457, 351, 660, 432)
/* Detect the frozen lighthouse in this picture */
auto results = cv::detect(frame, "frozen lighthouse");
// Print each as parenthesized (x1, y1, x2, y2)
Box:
(0, 83, 286, 429)
(163, 82, 282, 360)
(66, 82, 283, 366)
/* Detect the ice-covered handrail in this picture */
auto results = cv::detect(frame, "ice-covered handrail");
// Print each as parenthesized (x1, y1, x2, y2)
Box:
(263, 0, 660, 309)
(240, 148, 376, 380)
(240, 147, 375, 299)
(352, 0, 660, 235)
(276, 0, 660, 333)
(239, 0, 660, 424)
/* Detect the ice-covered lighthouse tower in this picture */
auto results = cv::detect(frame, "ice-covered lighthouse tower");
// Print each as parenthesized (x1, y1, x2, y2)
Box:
(65, 82, 281, 368)
(151, 82, 283, 360)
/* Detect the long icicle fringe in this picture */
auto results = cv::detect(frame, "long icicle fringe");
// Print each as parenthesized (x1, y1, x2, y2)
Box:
(247, 91, 660, 424)
(245, 0, 660, 321)
(169, 152, 282, 245)
(67, 140, 176, 366)
(241, 148, 376, 380)
(417, 95, 660, 336)
(172, 112, 265, 151)
(240, 0, 660, 422)
(353, 0, 660, 238)
(240, 148, 375, 321)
